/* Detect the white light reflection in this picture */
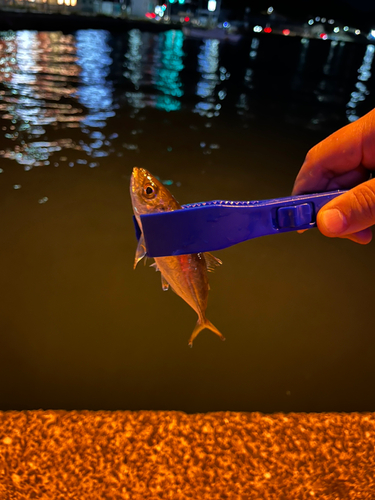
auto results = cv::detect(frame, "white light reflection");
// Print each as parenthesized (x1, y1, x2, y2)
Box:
(346, 44, 375, 122)
(12, 30, 40, 143)
(15, 31, 38, 81)
(290, 38, 309, 93)
(194, 39, 222, 117)
(76, 30, 114, 130)
(236, 93, 249, 116)
(299, 38, 309, 65)
(249, 37, 259, 61)
(124, 29, 143, 90)
(244, 37, 260, 95)
(323, 40, 338, 75)
(314, 41, 345, 110)
(124, 31, 155, 112)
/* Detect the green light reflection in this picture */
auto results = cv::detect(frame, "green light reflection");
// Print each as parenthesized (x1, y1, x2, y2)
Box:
(154, 30, 184, 112)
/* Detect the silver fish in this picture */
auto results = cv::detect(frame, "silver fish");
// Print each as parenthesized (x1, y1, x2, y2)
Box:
(130, 167, 225, 346)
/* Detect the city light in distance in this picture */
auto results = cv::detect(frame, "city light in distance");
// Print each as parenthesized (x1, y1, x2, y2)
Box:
(264, 27, 272, 33)
(253, 25, 262, 33)
(207, 0, 216, 11)
(320, 33, 328, 40)
(282, 29, 290, 36)
(267, 6, 273, 14)
(333, 27, 340, 33)
(155, 5, 165, 17)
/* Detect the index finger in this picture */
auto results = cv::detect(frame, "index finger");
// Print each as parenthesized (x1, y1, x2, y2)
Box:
(292, 108, 375, 196)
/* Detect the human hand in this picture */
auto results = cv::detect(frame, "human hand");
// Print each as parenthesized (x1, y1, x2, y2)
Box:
(292, 108, 375, 244)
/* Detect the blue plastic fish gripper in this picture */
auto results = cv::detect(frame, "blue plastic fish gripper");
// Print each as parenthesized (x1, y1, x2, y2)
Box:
(133, 190, 347, 257)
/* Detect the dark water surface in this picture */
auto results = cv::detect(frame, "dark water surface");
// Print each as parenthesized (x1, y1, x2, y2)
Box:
(1, 29, 375, 412)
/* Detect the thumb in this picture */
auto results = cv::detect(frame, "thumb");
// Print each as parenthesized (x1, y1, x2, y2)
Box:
(317, 179, 375, 244)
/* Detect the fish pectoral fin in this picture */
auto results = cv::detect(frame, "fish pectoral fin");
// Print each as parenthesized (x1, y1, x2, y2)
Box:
(134, 234, 147, 269)
(188, 317, 225, 347)
(204, 252, 223, 272)
(150, 262, 159, 272)
(161, 274, 170, 291)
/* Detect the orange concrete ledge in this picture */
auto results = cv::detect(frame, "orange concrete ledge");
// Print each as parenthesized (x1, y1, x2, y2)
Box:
(0, 410, 374, 498)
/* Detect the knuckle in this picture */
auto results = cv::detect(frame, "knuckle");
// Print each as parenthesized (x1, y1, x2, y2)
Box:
(351, 184, 375, 221)
(303, 144, 325, 177)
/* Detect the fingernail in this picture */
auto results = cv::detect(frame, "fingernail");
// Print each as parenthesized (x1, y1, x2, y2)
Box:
(320, 208, 347, 234)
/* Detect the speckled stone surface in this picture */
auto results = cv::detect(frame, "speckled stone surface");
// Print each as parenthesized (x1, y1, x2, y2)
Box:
(0, 410, 374, 499)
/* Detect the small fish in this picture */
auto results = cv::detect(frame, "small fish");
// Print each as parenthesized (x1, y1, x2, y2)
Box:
(130, 167, 225, 347)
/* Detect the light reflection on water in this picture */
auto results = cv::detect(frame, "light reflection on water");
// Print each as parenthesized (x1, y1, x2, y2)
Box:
(0, 29, 374, 170)
(0, 30, 80, 166)
(346, 43, 375, 122)
(195, 39, 222, 117)
(77, 29, 114, 129)
(153, 30, 184, 111)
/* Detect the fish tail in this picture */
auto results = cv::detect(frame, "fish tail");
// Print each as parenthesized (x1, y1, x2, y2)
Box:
(188, 317, 225, 347)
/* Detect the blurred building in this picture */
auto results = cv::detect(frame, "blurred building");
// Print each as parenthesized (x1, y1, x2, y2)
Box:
(167, 0, 221, 27)
(0, 0, 79, 10)
(130, 0, 157, 18)
(0, 0, 126, 15)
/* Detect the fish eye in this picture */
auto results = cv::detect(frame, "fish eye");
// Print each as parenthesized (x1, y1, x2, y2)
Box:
(143, 183, 157, 199)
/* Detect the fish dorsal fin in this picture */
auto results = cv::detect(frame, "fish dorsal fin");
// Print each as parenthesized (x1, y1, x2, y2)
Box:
(161, 274, 170, 291)
(204, 252, 222, 272)
(134, 234, 147, 269)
